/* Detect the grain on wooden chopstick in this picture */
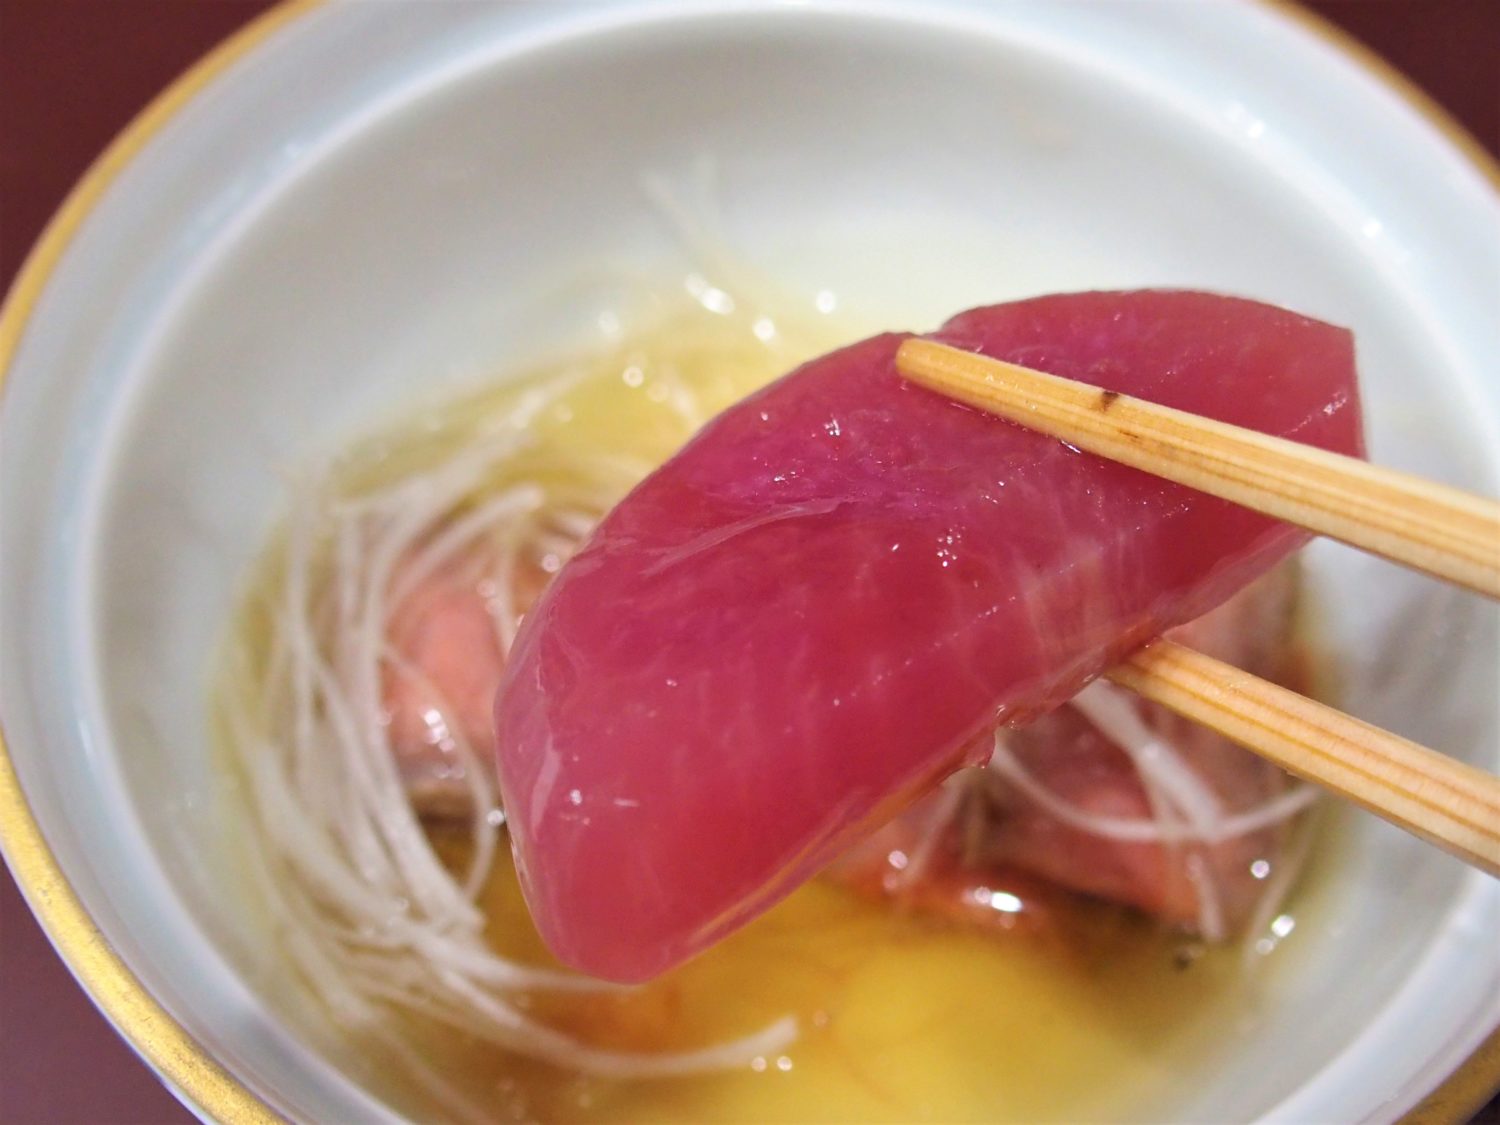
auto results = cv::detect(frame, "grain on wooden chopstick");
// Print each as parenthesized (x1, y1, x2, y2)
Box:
(1107, 640, 1500, 878)
(895, 338, 1500, 599)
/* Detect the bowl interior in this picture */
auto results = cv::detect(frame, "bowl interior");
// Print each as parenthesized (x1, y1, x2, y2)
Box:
(2, 2, 1497, 1121)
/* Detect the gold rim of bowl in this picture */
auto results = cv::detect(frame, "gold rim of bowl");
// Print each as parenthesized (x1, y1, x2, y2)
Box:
(0, 1, 1495, 1121)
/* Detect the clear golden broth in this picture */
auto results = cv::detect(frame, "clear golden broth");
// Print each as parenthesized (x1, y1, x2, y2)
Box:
(423, 830, 1273, 1125)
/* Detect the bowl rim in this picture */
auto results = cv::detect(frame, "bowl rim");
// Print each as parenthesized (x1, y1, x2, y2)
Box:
(0, 1, 1495, 1122)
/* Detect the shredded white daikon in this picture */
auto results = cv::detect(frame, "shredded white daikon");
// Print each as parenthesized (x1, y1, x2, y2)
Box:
(986, 728, 1319, 847)
(214, 286, 842, 1104)
(986, 679, 1319, 943)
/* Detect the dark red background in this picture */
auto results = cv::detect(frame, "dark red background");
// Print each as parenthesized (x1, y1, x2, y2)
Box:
(1, 2, 1495, 1122)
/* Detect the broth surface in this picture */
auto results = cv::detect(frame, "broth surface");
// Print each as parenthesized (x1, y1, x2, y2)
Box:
(430, 832, 1268, 1124)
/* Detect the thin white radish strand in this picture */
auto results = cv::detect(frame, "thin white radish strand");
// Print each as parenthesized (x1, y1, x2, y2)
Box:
(985, 735, 1320, 845)
(985, 677, 1320, 943)
(1071, 679, 1236, 941)
(1069, 682, 1229, 837)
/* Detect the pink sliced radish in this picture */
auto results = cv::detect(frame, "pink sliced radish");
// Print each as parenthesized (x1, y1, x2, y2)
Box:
(495, 290, 1364, 982)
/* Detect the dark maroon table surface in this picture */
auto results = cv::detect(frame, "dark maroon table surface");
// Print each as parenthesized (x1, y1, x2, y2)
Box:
(1, 3, 1496, 1123)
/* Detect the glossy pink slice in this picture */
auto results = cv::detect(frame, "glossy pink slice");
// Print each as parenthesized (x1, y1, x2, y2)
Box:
(495, 291, 1364, 982)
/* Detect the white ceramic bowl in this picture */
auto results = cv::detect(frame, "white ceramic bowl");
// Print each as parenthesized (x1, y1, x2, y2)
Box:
(2, 1, 1497, 1121)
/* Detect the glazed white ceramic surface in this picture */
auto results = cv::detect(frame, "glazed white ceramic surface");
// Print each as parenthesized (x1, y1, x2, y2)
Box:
(1, 1, 1496, 1121)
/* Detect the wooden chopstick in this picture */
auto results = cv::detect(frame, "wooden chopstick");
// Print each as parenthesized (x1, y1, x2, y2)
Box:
(895, 339, 1500, 599)
(893, 337, 1500, 876)
(1109, 642, 1500, 877)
